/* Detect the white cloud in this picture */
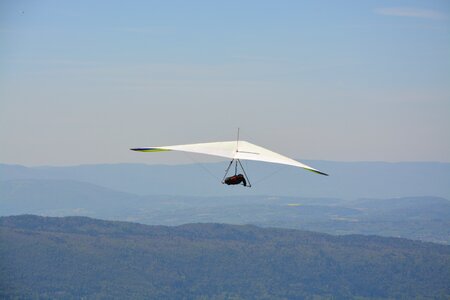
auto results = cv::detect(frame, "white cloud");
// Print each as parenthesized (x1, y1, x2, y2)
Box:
(375, 7, 448, 20)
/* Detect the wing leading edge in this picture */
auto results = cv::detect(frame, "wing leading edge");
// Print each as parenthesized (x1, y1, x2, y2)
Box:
(131, 141, 328, 176)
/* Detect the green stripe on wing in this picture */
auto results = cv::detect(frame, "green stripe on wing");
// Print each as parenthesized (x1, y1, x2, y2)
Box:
(130, 148, 172, 152)
(306, 168, 329, 176)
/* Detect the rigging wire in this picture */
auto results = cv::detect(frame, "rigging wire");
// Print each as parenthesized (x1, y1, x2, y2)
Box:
(253, 165, 286, 185)
(183, 152, 221, 182)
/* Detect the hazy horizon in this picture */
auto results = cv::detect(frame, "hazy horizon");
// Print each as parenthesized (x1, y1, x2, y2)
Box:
(1, 1, 449, 166)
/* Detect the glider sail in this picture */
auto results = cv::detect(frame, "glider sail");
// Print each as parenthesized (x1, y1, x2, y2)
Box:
(131, 141, 328, 176)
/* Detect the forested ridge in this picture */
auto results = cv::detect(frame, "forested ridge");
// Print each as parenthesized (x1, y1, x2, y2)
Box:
(1, 215, 449, 299)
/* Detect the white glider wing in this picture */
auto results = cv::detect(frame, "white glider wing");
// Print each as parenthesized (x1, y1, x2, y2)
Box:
(131, 140, 328, 176)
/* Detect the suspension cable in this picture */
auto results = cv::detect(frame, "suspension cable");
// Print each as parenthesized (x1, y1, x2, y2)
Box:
(222, 159, 234, 183)
(237, 159, 252, 187)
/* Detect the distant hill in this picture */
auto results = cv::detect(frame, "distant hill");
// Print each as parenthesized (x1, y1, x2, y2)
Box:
(1, 161, 449, 199)
(1, 179, 449, 244)
(0, 179, 140, 218)
(1, 215, 449, 299)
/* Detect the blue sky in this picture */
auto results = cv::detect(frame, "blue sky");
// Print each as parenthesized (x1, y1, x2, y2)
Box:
(0, 0, 449, 165)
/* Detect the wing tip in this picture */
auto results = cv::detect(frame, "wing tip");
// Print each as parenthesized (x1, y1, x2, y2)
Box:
(310, 169, 329, 176)
(130, 148, 170, 152)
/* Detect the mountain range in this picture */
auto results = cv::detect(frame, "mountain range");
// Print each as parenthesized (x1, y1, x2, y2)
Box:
(1, 161, 449, 199)
(1, 178, 449, 244)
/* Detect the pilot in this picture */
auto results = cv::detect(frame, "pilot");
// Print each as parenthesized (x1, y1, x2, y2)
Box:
(224, 174, 247, 186)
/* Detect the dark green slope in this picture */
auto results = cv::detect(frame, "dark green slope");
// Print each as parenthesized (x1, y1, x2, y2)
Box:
(1, 215, 449, 300)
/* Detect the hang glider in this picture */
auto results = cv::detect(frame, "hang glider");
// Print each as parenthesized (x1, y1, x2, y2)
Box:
(131, 138, 328, 187)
